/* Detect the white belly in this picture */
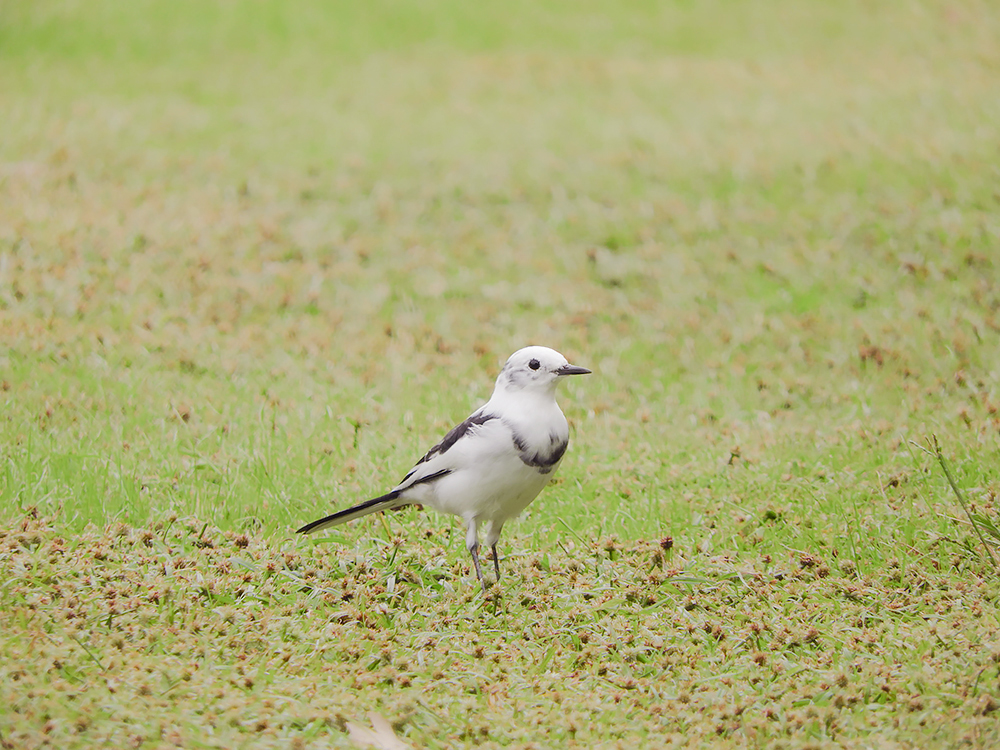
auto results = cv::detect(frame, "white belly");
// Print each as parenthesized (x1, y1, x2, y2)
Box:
(402, 417, 562, 525)
(427, 453, 555, 523)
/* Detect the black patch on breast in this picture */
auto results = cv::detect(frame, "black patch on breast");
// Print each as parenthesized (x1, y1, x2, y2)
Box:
(511, 431, 568, 474)
(414, 411, 498, 467)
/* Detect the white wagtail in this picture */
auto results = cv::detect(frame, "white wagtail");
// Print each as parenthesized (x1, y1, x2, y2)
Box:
(297, 346, 591, 591)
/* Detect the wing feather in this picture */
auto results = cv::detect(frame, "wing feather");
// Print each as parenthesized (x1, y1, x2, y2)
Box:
(395, 410, 499, 491)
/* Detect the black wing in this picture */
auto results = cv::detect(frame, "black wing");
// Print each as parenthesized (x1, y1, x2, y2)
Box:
(399, 410, 498, 484)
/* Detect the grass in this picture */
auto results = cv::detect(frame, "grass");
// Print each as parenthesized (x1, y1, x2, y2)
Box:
(2, 0, 1000, 746)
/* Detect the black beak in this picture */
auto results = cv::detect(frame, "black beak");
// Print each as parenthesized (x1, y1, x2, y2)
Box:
(556, 363, 592, 376)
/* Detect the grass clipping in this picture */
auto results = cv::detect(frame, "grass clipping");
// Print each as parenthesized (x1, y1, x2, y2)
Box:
(2, 509, 999, 748)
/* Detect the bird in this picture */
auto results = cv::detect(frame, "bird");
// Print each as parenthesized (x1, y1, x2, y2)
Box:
(297, 346, 591, 591)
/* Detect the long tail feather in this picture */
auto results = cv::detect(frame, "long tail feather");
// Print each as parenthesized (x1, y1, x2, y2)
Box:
(296, 490, 404, 535)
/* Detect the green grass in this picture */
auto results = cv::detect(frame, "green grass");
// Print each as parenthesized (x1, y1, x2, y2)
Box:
(2, 0, 1000, 747)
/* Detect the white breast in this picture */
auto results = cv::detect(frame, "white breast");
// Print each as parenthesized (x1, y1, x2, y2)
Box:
(405, 418, 560, 524)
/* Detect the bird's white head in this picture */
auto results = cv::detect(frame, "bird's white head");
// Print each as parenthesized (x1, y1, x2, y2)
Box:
(494, 346, 591, 396)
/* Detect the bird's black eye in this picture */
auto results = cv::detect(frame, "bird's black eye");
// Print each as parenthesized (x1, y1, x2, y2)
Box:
(528, 358, 541, 371)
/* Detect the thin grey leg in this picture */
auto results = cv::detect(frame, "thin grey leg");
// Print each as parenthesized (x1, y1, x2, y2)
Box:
(465, 516, 487, 592)
(486, 522, 504, 584)
(469, 544, 487, 592)
(491, 543, 501, 581)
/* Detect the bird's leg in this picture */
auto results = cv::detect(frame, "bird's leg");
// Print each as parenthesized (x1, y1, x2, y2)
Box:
(469, 545, 486, 592)
(486, 522, 504, 583)
(465, 517, 487, 592)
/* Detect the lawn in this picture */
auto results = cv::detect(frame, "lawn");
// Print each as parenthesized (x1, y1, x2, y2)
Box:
(2, 0, 1000, 747)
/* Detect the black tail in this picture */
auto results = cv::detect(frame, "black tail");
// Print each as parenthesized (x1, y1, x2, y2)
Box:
(296, 490, 404, 535)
